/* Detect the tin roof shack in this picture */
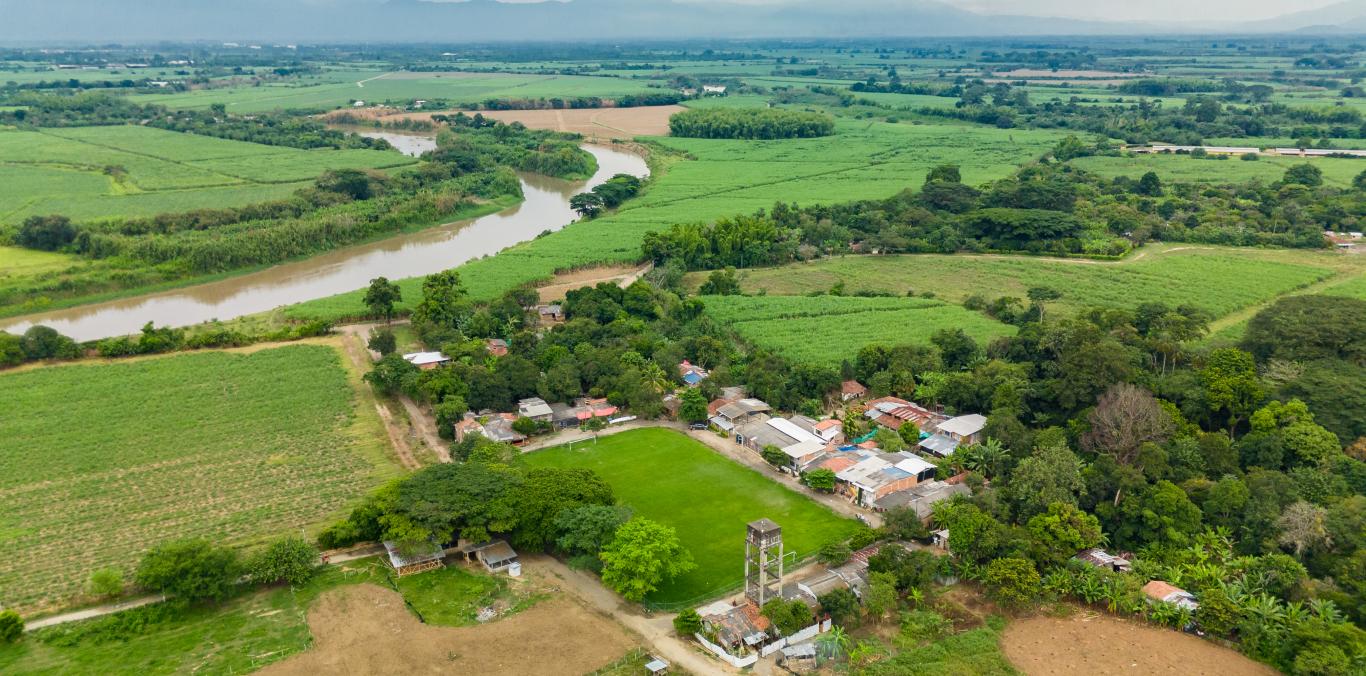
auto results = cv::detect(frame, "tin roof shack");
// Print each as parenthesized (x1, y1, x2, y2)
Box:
(517, 397, 554, 422)
(1075, 548, 1133, 573)
(1142, 580, 1199, 611)
(711, 398, 771, 433)
(383, 540, 444, 576)
(874, 479, 971, 520)
(469, 540, 521, 576)
(402, 351, 451, 370)
(840, 380, 868, 402)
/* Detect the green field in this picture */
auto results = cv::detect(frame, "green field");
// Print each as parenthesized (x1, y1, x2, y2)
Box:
(0, 125, 417, 224)
(520, 428, 859, 605)
(703, 295, 1017, 366)
(1069, 153, 1366, 187)
(132, 71, 661, 112)
(715, 246, 1349, 320)
(284, 118, 1069, 321)
(0, 559, 515, 675)
(0, 344, 398, 614)
(0, 245, 76, 280)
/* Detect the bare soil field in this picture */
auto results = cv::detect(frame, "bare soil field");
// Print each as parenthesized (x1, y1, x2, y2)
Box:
(477, 106, 682, 139)
(257, 584, 637, 676)
(1002, 610, 1277, 676)
(535, 263, 650, 301)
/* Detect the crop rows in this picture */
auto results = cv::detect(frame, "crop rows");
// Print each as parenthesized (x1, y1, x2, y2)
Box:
(0, 345, 390, 614)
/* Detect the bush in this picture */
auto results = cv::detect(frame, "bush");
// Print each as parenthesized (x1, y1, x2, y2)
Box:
(17, 214, 76, 251)
(88, 568, 124, 598)
(820, 540, 853, 565)
(134, 538, 240, 602)
(0, 609, 22, 643)
(247, 536, 319, 586)
(367, 328, 397, 355)
(982, 557, 1041, 610)
(803, 467, 837, 492)
(762, 597, 815, 635)
(674, 608, 703, 636)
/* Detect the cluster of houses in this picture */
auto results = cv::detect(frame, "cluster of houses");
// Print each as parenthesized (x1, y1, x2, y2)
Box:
(1326, 230, 1363, 250)
(706, 384, 982, 518)
(1126, 143, 1366, 158)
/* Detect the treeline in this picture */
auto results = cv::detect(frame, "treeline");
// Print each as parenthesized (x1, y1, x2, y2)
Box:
(0, 93, 388, 150)
(569, 173, 643, 218)
(667, 107, 835, 140)
(431, 111, 596, 178)
(0, 319, 333, 369)
(477, 91, 683, 111)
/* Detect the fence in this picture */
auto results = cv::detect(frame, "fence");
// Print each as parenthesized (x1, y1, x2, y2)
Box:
(694, 633, 760, 668)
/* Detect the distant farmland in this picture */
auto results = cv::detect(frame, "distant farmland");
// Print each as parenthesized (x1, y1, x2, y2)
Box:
(0, 344, 398, 614)
(0, 125, 416, 224)
(703, 295, 1017, 367)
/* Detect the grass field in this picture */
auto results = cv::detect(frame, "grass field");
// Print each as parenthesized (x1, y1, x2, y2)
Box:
(702, 295, 1017, 366)
(520, 428, 859, 605)
(132, 71, 661, 112)
(713, 245, 1351, 321)
(0, 343, 399, 614)
(0, 245, 77, 280)
(0, 125, 417, 224)
(284, 118, 1069, 321)
(1069, 153, 1366, 187)
(0, 559, 514, 675)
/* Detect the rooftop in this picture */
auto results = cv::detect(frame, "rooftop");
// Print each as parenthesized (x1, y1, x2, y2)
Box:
(938, 414, 987, 438)
(402, 351, 450, 366)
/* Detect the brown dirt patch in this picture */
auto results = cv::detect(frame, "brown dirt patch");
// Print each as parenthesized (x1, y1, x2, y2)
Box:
(477, 106, 682, 139)
(535, 263, 650, 302)
(257, 584, 637, 676)
(1001, 610, 1277, 676)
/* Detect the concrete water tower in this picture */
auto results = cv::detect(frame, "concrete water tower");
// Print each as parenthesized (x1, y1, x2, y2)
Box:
(744, 518, 784, 606)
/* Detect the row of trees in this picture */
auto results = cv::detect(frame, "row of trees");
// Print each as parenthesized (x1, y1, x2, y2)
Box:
(569, 173, 643, 218)
(667, 107, 835, 140)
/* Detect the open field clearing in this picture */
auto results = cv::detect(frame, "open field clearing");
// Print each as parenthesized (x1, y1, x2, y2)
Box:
(521, 428, 859, 605)
(1002, 610, 1276, 675)
(285, 118, 1069, 321)
(0, 245, 76, 280)
(0, 126, 415, 224)
(475, 105, 682, 139)
(258, 585, 632, 676)
(0, 558, 566, 675)
(0, 344, 399, 614)
(703, 295, 1017, 366)
(714, 245, 1356, 320)
(1069, 153, 1366, 187)
(132, 71, 660, 112)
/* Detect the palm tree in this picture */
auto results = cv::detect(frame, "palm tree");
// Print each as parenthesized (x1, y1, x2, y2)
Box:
(1309, 598, 1344, 624)
(977, 437, 1008, 478)
(1078, 575, 1106, 605)
(817, 626, 852, 662)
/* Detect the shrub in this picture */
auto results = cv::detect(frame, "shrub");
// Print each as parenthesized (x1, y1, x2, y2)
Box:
(674, 608, 703, 636)
(367, 328, 397, 355)
(88, 568, 124, 598)
(820, 541, 853, 565)
(0, 609, 22, 643)
(982, 557, 1041, 610)
(762, 597, 815, 635)
(803, 467, 837, 492)
(134, 538, 240, 602)
(247, 536, 319, 586)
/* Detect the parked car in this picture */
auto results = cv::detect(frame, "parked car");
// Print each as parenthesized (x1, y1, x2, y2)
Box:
(689, 422, 708, 430)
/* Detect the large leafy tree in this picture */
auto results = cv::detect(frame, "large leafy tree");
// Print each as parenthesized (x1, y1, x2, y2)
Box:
(598, 518, 695, 602)
(411, 270, 470, 332)
(363, 276, 403, 323)
(135, 538, 240, 602)
(1200, 348, 1265, 437)
(1027, 502, 1103, 565)
(512, 468, 615, 551)
(389, 462, 522, 545)
(1006, 441, 1086, 521)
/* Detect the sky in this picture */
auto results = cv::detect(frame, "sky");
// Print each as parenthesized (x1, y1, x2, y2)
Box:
(956, 0, 1341, 22)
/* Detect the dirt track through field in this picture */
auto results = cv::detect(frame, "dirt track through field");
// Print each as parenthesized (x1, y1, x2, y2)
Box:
(256, 584, 635, 676)
(1002, 611, 1277, 676)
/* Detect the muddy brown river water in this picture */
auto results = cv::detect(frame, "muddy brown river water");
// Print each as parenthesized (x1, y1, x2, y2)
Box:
(1, 135, 647, 341)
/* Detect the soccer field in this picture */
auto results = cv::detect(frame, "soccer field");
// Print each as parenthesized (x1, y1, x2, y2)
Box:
(521, 427, 859, 605)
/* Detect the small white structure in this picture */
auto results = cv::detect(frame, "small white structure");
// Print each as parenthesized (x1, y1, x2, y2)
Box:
(402, 351, 450, 370)
(703, 84, 727, 94)
(644, 655, 670, 674)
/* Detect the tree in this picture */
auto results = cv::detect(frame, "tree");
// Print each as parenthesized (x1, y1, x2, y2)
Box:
(0, 332, 22, 367)
(931, 328, 980, 370)
(247, 536, 319, 586)
(569, 192, 604, 218)
(411, 270, 469, 331)
(819, 540, 853, 565)
(1194, 585, 1240, 636)
(88, 567, 124, 598)
(1283, 163, 1324, 187)
(863, 571, 899, 623)
(365, 352, 420, 396)
(0, 610, 21, 643)
(17, 214, 76, 251)
(673, 608, 703, 636)
(803, 467, 837, 492)
(1242, 296, 1366, 365)
(1027, 502, 1103, 565)
(363, 276, 403, 323)
(762, 444, 791, 468)
(513, 467, 615, 551)
(1201, 348, 1265, 437)
(1277, 501, 1332, 559)
(556, 504, 631, 556)
(1103, 480, 1202, 550)
(316, 168, 375, 199)
(678, 386, 708, 423)
(19, 325, 79, 361)
(873, 426, 905, 452)
(1082, 383, 1174, 482)
(135, 538, 240, 602)
(1136, 171, 1164, 197)
(1007, 441, 1086, 521)
(598, 518, 695, 602)
(819, 589, 861, 628)
(1026, 286, 1062, 323)
(762, 598, 814, 635)
(925, 163, 962, 184)
(698, 268, 741, 295)
(983, 557, 1041, 609)
(367, 328, 397, 355)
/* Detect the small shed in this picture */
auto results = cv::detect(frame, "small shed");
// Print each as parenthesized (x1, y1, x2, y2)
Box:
(383, 540, 444, 576)
(471, 540, 521, 576)
(644, 655, 670, 674)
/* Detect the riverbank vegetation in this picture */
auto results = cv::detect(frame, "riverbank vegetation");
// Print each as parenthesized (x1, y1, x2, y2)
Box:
(667, 107, 835, 139)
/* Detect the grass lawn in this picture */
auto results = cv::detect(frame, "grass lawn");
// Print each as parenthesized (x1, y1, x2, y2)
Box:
(284, 118, 1070, 321)
(712, 245, 1355, 321)
(0, 246, 77, 281)
(0, 344, 400, 615)
(0, 559, 516, 675)
(520, 428, 860, 606)
(702, 295, 1017, 367)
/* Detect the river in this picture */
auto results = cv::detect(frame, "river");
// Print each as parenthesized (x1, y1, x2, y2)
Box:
(1, 134, 648, 341)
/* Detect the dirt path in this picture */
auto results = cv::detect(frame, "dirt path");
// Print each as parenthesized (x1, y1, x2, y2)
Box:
(535, 262, 653, 302)
(1205, 266, 1363, 335)
(257, 584, 637, 676)
(24, 594, 165, 631)
(335, 322, 422, 469)
(1002, 610, 1277, 676)
(524, 555, 732, 675)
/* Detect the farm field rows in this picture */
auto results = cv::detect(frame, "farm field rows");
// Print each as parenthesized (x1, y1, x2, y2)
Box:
(710, 245, 1352, 320)
(0, 344, 398, 614)
(284, 118, 1069, 321)
(0, 125, 416, 224)
(520, 428, 860, 605)
(1069, 153, 1366, 187)
(132, 71, 661, 112)
(703, 295, 1017, 366)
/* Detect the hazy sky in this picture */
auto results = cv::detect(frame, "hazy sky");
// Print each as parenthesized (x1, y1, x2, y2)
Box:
(956, 0, 1340, 22)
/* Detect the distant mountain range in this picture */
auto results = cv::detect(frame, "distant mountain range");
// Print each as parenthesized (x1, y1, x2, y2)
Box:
(3, 0, 1366, 44)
